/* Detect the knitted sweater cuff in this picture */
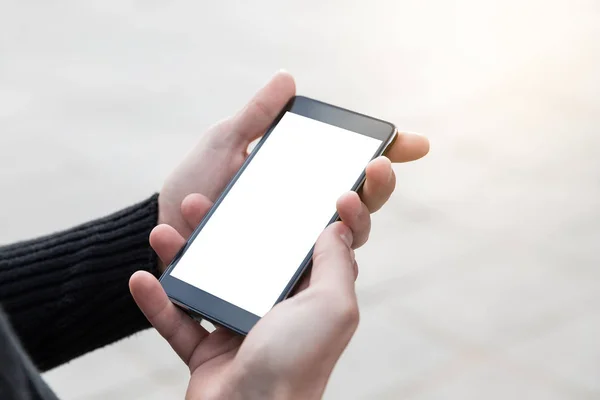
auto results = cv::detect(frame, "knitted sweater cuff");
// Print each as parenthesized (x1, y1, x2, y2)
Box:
(0, 194, 160, 371)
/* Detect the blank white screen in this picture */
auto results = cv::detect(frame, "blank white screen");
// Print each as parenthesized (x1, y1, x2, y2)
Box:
(171, 112, 382, 317)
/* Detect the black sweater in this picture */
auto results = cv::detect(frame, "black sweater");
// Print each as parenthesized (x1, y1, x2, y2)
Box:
(0, 194, 160, 399)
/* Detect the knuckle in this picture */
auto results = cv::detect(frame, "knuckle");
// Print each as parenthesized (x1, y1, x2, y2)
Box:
(312, 250, 328, 266)
(332, 297, 360, 330)
(250, 97, 273, 122)
(390, 168, 397, 184)
(353, 260, 360, 280)
(354, 231, 369, 249)
(309, 289, 360, 332)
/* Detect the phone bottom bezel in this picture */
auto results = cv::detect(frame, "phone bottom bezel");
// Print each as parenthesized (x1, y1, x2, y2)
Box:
(161, 275, 260, 335)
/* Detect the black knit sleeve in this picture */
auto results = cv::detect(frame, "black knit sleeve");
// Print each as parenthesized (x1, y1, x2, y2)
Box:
(0, 194, 160, 372)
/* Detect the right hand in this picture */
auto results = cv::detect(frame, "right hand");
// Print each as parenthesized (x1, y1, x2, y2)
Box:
(130, 194, 363, 400)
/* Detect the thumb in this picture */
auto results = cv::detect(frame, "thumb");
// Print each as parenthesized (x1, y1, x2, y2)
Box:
(307, 222, 360, 335)
(309, 222, 357, 299)
(229, 70, 296, 147)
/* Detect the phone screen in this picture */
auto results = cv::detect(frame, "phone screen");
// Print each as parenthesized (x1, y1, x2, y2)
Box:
(170, 111, 383, 317)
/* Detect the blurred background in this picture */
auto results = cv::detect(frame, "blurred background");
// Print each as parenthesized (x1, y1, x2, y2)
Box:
(1, 0, 598, 398)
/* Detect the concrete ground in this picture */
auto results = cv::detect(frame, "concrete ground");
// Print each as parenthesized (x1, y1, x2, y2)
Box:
(1, 1, 599, 398)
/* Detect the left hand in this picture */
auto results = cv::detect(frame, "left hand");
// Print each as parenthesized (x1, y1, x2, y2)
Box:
(157, 70, 429, 270)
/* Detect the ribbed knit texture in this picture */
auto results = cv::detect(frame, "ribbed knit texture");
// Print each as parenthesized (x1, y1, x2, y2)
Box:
(0, 194, 160, 372)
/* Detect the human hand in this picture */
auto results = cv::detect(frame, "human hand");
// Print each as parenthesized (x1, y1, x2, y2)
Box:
(131, 193, 368, 399)
(156, 70, 429, 271)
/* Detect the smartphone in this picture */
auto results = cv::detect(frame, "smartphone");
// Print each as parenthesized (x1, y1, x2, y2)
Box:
(159, 96, 397, 335)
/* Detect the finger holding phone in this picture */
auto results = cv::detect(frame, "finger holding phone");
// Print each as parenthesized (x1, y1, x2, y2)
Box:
(132, 218, 361, 400)
(130, 72, 429, 399)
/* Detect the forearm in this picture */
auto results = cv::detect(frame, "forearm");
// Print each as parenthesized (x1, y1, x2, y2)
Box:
(0, 194, 160, 371)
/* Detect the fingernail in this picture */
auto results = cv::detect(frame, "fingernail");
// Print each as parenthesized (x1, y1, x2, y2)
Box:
(398, 131, 425, 137)
(341, 226, 353, 247)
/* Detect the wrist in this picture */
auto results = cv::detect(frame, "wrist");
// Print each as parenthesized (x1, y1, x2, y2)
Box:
(224, 366, 292, 400)
(226, 367, 325, 400)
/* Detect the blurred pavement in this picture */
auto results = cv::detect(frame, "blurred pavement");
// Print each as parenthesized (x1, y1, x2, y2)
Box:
(1, 1, 599, 398)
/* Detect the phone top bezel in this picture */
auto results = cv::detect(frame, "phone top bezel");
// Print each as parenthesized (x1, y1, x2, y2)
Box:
(159, 95, 397, 335)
